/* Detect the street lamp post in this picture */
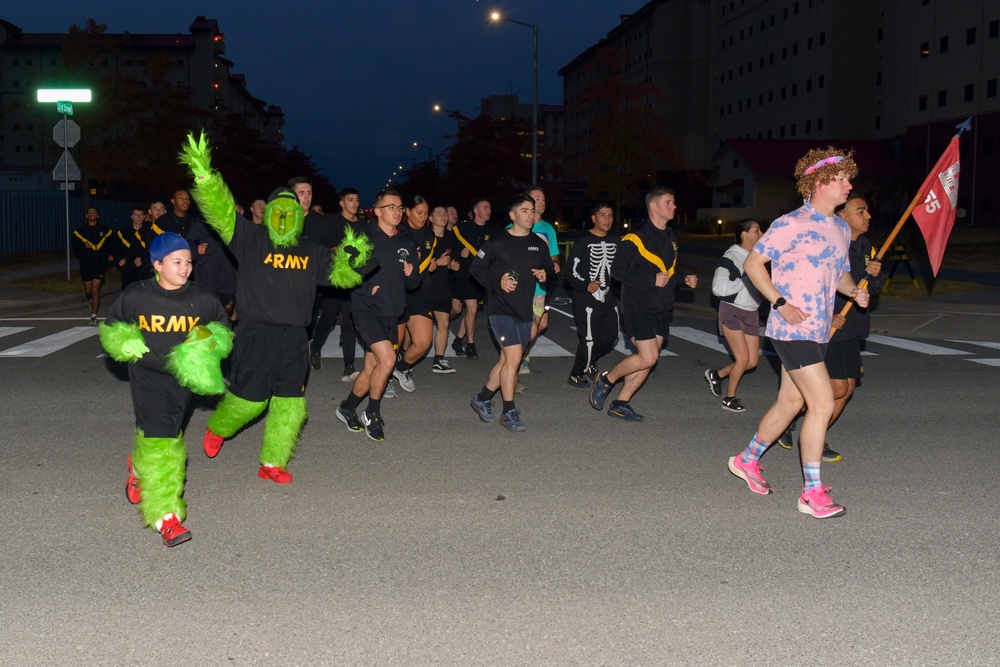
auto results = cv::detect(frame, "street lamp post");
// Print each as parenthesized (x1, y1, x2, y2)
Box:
(37, 87, 91, 280)
(489, 12, 538, 187)
(412, 141, 433, 161)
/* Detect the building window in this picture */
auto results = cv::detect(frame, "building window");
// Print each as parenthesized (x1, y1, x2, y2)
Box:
(919, 94, 928, 110)
(767, 129, 773, 139)
(13, 146, 21, 153)
(805, 120, 811, 133)
(965, 84, 975, 101)
(991, 20, 999, 39)
(806, 78, 812, 92)
(759, 56, 764, 68)
(987, 79, 997, 97)
(794, 2, 800, 15)
(938, 90, 947, 107)
(875, 116, 881, 130)
(770, 14, 775, 26)
(768, 91, 774, 103)
(807, 36, 814, 50)
(781, 86, 787, 99)
(27, 145, 35, 153)
(758, 93, 764, 105)
(793, 43, 799, 56)
(732, 158, 740, 168)
(877, 27, 883, 41)
(920, 42, 930, 57)
(876, 72, 882, 85)
(984, 138, 994, 156)
(819, 32, 826, 46)
(769, 53, 774, 65)
(940, 35, 949, 52)
(819, 75, 825, 88)
(967, 27, 976, 45)
(792, 83, 798, 96)
(817, 118, 824, 131)
(791, 123, 797, 137)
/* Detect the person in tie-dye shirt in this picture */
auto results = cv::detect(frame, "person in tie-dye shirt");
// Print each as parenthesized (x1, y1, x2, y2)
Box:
(727, 147, 870, 520)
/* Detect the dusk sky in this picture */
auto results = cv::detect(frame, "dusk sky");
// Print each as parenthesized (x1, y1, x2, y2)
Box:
(4, 1, 648, 204)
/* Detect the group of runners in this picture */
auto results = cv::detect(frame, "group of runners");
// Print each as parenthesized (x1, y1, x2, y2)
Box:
(89, 136, 879, 547)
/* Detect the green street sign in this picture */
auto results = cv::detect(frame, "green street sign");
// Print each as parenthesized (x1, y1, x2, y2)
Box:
(57, 101, 73, 115)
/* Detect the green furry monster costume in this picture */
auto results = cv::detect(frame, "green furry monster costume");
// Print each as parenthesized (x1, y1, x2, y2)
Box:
(99, 246, 234, 544)
(179, 131, 372, 481)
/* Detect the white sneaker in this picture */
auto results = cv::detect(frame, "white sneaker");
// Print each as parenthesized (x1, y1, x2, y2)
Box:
(393, 368, 415, 392)
(383, 380, 397, 398)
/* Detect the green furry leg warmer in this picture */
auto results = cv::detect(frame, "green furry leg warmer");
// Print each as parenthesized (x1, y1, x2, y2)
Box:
(207, 391, 269, 438)
(260, 396, 307, 468)
(132, 430, 187, 527)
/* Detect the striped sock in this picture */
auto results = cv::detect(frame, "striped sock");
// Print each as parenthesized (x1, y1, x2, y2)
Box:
(740, 433, 770, 464)
(802, 462, 822, 491)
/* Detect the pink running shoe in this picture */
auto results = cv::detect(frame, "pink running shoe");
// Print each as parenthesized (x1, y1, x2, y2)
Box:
(728, 455, 773, 495)
(798, 486, 846, 519)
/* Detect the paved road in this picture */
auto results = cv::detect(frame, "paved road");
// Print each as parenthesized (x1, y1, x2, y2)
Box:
(2, 305, 998, 665)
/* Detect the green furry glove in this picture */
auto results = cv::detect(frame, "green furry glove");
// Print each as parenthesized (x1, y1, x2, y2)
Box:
(165, 323, 232, 395)
(179, 130, 236, 244)
(330, 225, 374, 288)
(98, 321, 149, 362)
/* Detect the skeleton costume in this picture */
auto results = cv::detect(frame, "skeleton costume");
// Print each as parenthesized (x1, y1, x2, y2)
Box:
(566, 229, 620, 377)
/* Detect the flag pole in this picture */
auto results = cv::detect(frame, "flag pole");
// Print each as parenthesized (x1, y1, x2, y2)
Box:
(830, 117, 973, 334)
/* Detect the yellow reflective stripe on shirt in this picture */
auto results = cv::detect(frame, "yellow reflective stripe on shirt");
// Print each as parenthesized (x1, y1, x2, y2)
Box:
(621, 233, 674, 277)
(74, 229, 113, 252)
(453, 227, 478, 255)
(419, 236, 436, 273)
(151, 223, 164, 235)
(116, 231, 132, 249)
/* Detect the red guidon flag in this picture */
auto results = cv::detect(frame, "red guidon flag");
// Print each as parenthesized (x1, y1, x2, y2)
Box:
(911, 136, 960, 276)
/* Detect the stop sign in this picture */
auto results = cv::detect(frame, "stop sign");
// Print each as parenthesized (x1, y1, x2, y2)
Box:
(53, 120, 81, 148)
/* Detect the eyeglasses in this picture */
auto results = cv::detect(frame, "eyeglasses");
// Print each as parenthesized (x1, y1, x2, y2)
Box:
(377, 204, 404, 212)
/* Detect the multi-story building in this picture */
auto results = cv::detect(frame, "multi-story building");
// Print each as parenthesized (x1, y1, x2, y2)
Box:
(476, 94, 563, 185)
(0, 16, 283, 190)
(562, 0, 999, 225)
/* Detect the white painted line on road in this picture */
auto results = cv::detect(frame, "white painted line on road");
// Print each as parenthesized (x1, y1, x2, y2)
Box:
(968, 358, 1000, 367)
(548, 306, 573, 319)
(0, 317, 95, 322)
(866, 334, 967, 356)
(0, 326, 99, 357)
(948, 340, 1000, 351)
(670, 326, 729, 355)
(0, 326, 32, 339)
(530, 335, 573, 356)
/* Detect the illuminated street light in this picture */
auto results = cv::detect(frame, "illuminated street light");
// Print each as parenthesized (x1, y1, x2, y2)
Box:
(412, 141, 433, 160)
(489, 11, 538, 186)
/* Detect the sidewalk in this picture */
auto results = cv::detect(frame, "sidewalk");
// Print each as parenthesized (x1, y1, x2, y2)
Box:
(0, 262, 121, 318)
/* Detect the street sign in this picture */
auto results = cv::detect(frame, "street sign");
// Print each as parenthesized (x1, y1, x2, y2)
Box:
(59, 182, 76, 191)
(53, 119, 81, 148)
(57, 101, 73, 115)
(53, 150, 81, 181)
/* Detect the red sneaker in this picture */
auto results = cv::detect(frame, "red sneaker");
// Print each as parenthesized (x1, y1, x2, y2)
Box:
(258, 465, 293, 484)
(159, 514, 192, 547)
(203, 428, 224, 458)
(126, 454, 141, 504)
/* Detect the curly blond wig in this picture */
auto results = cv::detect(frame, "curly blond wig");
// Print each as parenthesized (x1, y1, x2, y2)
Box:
(793, 147, 858, 198)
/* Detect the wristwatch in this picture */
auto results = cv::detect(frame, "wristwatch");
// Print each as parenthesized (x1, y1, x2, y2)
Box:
(772, 297, 787, 308)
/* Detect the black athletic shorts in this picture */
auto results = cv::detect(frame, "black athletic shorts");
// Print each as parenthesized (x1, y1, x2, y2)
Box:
(353, 310, 399, 351)
(80, 261, 106, 282)
(825, 338, 863, 380)
(452, 271, 485, 302)
(772, 339, 828, 371)
(228, 323, 308, 402)
(129, 366, 190, 438)
(403, 290, 433, 322)
(488, 314, 532, 348)
(622, 308, 672, 342)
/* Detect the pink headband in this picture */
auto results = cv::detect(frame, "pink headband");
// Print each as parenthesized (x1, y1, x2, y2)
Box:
(804, 155, 844, 175)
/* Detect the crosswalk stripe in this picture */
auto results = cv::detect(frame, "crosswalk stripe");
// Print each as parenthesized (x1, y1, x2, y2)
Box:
(0, 326, 32, 339)
(0, 326, 99, 358)
(948, 340, 1000, 351)
(968, 358, 1000, 367)
(866, 334, 967, 356)
(670, 326, 729, 355)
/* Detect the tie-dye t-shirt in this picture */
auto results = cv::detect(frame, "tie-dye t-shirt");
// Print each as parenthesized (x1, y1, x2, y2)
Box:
(754, 203, 851, 342)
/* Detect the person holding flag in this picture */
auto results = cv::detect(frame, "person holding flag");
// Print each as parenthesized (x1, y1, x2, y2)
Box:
(726, 147, 870, 519)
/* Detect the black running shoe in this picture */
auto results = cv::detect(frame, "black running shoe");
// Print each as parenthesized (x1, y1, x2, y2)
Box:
(704, 369, 723, 397)
(721, 396, 746, 412)
(567, 374, 589, 388)
(451, 337, 466, 356)
(361, 410, 385, 442)
(465, 343, 478, 359)
(336, 405, 364, 433)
